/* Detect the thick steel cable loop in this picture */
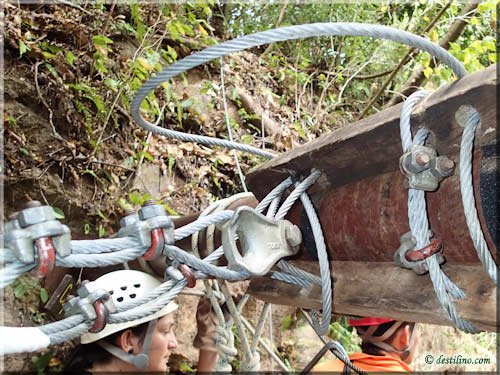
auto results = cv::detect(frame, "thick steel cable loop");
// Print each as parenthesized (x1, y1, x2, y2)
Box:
(174, 210, 234, 241)
(459, 109, 498, 283)
(132, 23, 465, 159)
(271, 271, 313, 288)
(275, 169, 321, 220)
(255, 177, 293, 213)
(399, 90, 432, 152)
(401, 92, 477, 332)
(48, 321, 93, 345)
(266, 197, 281, 219)
(277, 259, 322, 286)
(39, 314, 86, 335)
(70, 237, 139, 254)
(299, 191, 332, 336)
(115, 279, 177, 313)
(0, 263, 35, 288)
(109, 279, 186, 324)
(164, 244, 249, 281)
(56, 247, 146, 268)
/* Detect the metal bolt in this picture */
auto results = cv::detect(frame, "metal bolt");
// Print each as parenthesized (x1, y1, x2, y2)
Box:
(439, 157, 454, 173)
(285, 224, 302, 248)
(24, 200, 42, 209)
(455, 105, 477, 128)
(415, 152, 430, 167)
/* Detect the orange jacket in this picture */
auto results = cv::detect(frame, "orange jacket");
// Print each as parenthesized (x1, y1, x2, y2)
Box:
(313, 352, 412, 373)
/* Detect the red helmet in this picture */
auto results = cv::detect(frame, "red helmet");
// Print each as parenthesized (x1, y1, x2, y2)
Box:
(348, 317, 395, 327)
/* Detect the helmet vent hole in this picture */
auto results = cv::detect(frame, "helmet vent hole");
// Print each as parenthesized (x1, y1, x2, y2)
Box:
(134, 284, 140, 288)
(120, 286, 127, 291)
(129, 293, 136, 299)
(117, 297, 124, 302)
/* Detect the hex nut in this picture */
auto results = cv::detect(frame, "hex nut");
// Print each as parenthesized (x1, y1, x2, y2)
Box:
(18, 206, 55, 227)
(139, 204, 166, 220)
(285, 223, 302, 248)
(120, 213, 139, 228)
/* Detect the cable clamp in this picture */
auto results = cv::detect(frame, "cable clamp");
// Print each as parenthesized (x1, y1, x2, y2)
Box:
(399, 145, 455, 191)
(4, 201, 71, 277)
(64, 280, 116, 333)
(118, 201, 174, 260)
(393, 232, 445, 275)
(220, 206, 302, 276)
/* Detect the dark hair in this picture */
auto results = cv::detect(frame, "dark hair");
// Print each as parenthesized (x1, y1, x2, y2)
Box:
(358, 321, 415, 356)
(64, 322, 150, 373)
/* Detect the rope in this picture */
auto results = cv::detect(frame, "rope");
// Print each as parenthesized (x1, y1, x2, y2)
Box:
(458, 107, 498, 283)
(400, 90, 478, 333)
(0, 263, 35, 288)
(131, 23, 465, 158)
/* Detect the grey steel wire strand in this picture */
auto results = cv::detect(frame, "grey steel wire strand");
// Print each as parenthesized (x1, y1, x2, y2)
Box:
(255, 177, 293, 213)
(48, 321, 93, 345)
(459, 108, 498, 283)
(164, 244, 249, 281)
(299, 191, 332, 336)
(56, 247, 146, 268)
(132, 23, 465, 159)
(275, 169, 321, 220)
(174, 210, 234, 241)
(39, 314, 85, 335)
(109, 279, 186, 324)
(0, 263, 35, 288)
(70, 237, 139, 254)
(400, 92, 477, 332)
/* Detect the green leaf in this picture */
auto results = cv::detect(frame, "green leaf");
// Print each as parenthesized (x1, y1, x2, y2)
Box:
(66, 52, 76, 66)
(14, 283, 26, 299)
(52, 207, 65, 219)
(92, 35, 113, 46)
(19, 40, 29, 57)
(40, 288, 49, 303)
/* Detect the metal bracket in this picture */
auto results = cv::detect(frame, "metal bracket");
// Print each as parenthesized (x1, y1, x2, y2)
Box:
(118, 202, 175, 260)
(220, 206, 302, 276)
(4, 203, 71, 266)
(399, 145, 455, 191)
(393, 232, 445, 275)
(64, 280, 116, 333)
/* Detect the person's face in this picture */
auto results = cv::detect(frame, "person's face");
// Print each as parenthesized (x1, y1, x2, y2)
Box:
(145, 313, 178, 372)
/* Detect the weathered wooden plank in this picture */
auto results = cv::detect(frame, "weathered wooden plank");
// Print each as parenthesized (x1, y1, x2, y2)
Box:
(247, 65, 496, 193)
(245, 65, 497, 263)
(248, 261, 497, 332)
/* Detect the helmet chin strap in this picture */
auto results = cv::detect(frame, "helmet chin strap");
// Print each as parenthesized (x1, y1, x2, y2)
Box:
(97, 319, 157, 370)
(358, 321, 416, 360)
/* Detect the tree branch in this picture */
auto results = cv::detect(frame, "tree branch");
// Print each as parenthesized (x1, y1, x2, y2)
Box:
(385, 2, 479, 107)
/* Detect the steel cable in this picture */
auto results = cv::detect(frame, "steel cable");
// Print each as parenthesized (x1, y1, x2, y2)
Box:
(132, 23, 465, 159)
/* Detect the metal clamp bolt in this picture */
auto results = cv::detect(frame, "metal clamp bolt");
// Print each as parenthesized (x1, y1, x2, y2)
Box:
(4, 201, 71, 277)
(400, 145, 455, 191)
(64, 280, 116, 333)
(118, 202, 175, 260)
(220, 206, 302, 276)
(393, 232, 445, 275)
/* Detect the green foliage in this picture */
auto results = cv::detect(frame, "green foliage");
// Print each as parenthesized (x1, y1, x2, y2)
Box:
(328, 317, 361, 353)
(32, 352, 53, 375)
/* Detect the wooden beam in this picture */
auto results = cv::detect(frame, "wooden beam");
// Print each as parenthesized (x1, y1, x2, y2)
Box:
(248, 261, 497, 332)
(247, 65, 496, 194)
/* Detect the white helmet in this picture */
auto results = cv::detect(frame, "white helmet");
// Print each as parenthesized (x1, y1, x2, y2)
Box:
(81, 270, 178, 344)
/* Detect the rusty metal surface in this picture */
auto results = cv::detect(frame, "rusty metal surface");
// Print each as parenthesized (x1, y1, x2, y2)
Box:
(289, 147, 497, 263)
